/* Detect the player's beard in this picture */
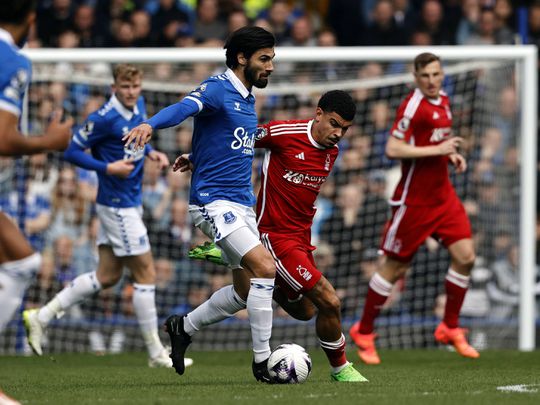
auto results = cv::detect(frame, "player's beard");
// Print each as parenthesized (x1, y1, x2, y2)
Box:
(245, 62, 269, 89)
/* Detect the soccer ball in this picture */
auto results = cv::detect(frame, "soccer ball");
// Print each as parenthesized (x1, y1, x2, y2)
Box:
(267, 343, 312, 384)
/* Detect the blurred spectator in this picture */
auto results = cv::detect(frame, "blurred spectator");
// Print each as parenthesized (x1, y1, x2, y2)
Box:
(52, 235, 78, 286)
(493, 0, 515, 43)
(464, 7, 498, 45)
(367, 101, 393, 168)
(320, 184, 365, 291)
(327, 0, 365, 45)
(193, 0, 228, 44)
(263, 0, 294, 44)
(456, 0, 481, 45)
(283, 16, 316, 47)
(227, 9, 249, 36)
(47, 166, 92, 245)
(154, 257, 177, 317)
(415, 0, 453, 45)
(28, 153, 59, 199)
(243, 0, 272, 20)
(312, 177, 336, 245)
(0, 178, 51, 252)
(363, 0, 407, 46)
(393, 0, 416, 34)
(465, 8, 514, 45)
(25, 251, 59, 308)
(37, 0, 75, 47)
(528, 1, 540, 48)
(150, 0, 193, 47)
(494, 86, 518, 151)
(154, 197, 192, 260)
(486, 244, 520, 318)
(409, 29, 433, 45)
(360, 170, 390, 251)
(110, 21, 136, 47)
(131, 10, 154, 47)
(73, 215, 99, 276)
(142, 158, 169, 230)
(57, 29, 80, 48)
(74, 4, 107, 47)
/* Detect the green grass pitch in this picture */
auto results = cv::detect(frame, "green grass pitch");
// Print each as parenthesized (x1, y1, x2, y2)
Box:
(1, 350, 539, 404)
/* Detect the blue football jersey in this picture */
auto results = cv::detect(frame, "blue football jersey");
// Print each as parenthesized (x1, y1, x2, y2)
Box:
(185, 69, 258, 207)
(0, 28, 31, 118)
(71, 95, 149, 208)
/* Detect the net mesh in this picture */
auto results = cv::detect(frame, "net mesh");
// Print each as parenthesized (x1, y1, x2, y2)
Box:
(0, 55, 524, 355)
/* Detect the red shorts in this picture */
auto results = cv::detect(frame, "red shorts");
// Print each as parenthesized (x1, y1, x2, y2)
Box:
(260, 232, 322, 300)
(380, 196, 472, 262)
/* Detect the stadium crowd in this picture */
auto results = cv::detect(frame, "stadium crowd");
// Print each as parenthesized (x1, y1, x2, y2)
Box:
(30, 0, 528, 49)
(1, 0, 538, 354)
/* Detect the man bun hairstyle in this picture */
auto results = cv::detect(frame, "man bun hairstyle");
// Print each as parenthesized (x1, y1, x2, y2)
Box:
(224, 26, 275, 69)
(414, 52, 441, 72)
(0, 0, 36, 24)
(318, 90, 356, 122)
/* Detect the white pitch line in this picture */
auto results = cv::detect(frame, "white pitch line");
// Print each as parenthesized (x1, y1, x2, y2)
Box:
(496, 384, 540, 393)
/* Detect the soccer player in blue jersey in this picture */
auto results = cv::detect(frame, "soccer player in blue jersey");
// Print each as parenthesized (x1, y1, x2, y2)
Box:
(0, 0, 73, 333)
(22, 65, 193, 369)
(124, 26, 277, 382)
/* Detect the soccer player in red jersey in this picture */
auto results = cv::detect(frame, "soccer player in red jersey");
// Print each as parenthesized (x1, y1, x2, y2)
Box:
(177, 91, 367, 382)
(349, 53, 479, 365)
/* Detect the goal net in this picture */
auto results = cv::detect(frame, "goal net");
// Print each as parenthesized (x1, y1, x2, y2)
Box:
(0, 47, 536, 355)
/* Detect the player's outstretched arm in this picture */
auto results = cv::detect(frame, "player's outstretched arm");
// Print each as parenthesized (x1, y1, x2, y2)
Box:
(385, 135, 463, 160)
(123, 99, 200, 149)
(64, 139, 135, 179)
(0, 109, 73, 156)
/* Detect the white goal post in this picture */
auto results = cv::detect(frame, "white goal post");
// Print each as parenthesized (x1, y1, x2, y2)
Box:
(23, 45, 537, 352)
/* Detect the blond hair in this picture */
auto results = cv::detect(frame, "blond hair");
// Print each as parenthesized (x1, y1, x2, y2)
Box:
(113, 64, 142, 83)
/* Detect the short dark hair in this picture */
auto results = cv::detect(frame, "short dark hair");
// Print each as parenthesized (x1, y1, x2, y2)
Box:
(0, 0, 36, 24)
(413, 52, 441, 71)
(224, 26, 275, 69)
(317, 90, 356, 121)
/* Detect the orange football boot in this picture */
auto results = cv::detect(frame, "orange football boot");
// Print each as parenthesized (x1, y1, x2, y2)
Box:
(434, 322, 480, 358)
(349, 321, 381, 365)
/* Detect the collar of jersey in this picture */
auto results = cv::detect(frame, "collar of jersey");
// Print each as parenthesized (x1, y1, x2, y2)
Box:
(110, 94, 139, 121)
(306, 119, 326, 150)
(225, 68, 253, 99)
(0, 28, 15, 47)
(416, 88, 443, 106)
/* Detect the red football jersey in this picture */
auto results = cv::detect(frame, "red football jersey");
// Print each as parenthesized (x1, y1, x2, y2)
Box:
(389, 88, 457, 206)
(256, 119, 338, 234)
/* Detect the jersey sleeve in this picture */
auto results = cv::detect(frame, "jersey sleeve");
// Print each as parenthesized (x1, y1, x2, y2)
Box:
(0, 57, 31, 117)
(390, 99, 414, 142)
(183, 79, 224, 114)
(71, 113, 108, 149)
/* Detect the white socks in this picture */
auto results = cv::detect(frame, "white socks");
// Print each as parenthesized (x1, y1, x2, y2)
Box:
(184, 285, 247, 336)
(38, 271, 102, 326)
(247, 278, 274, 363)
(0, 253, 41, 331)
(133, 283, 163, 359)
(369, 272, 393, 297)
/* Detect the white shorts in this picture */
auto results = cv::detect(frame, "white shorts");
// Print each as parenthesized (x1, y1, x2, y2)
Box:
(96, 204, 150, 257)
(189, 200, 260, 266)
